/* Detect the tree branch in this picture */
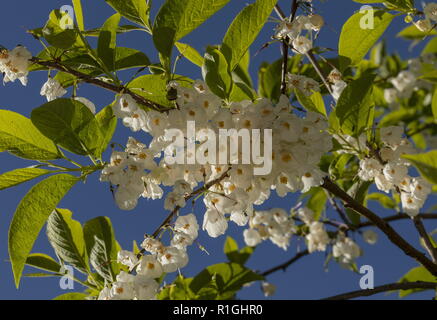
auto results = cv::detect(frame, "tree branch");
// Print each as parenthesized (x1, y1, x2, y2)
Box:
(322, 177, 437, 277)
(260, 250, 309, 277)
(358, 213, 437, 228)
(322, 281, 437, 300)
(30, 57, 169, 112)
(413, 216, 437, 264)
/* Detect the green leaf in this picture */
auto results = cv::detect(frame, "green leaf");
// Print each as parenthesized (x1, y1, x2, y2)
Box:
(402, 151, 437, 184)
(366, 192, 396, 209)
(114, 47, 150, 71)
(399, 266, 436, 298)
(335, 73, 376, 135)
(0, 110, 60, 160)
(98, 13, 121, 71)
(397, 24, 437, 40)
(339, 11, 394, 69)
(127, 74, 192, 108)
(9, 174, 79, 287)
(26, 253, 61, 274)
(83, 217, 119, 282)
(105, 0, 151, 30)
(295, 89, 327, 116)
(42, 10, 78, 49)
(221, 0, 277, 71)
(47, 209, 89, 274)
(432, 88, 437, 121)
(0, 168, 52, 191)
(95, 106, 117, 156)
(31, 98, 103, 156)
(202, 47, 233, 99)
(53, 292, 88, 300)
(153, 0, 230, 59)
(346, 181, 372, 225)
(72, 0, 85, 31)
(223, 236, 254, 265)
(304, 187, 328, 221)
(175, 42, 204, 67)
(190, 263, 263, 299)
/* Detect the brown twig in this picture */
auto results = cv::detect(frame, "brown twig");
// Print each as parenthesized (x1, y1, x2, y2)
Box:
(413, 216, 437, 264)
(260, 250, 309, 277)
(322, 177, 437, 277)
(358, 213, 437, 228)
(322, 281, 437, 300)
(30, 57, 169, 112)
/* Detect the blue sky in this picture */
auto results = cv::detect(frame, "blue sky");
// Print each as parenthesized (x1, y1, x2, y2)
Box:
(0, 0, 436, 300)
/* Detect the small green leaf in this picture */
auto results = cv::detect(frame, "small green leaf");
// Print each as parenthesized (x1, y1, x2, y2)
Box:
(114, 47, 150, 71)
(26, 253, 61, 274)
(95, 105, 117, 156)
(295, 89, 327, 116)
(366, 193, 396, 209)
(46, 209, 89, 274)
(221, 0, 277, 71)
(0, 110, 60, 160)
(53, 292, 88, 300)
(83, 217, 120, 282)
(31, 98, 103, 156)
(398, 266, 436, 298)
(175, 42, 204, 67)
(432, 88, 437, 121)
(42, 10, 78, 49)
(202, 47, 233, 99)
(402, 151, 437, 184)
(153, 0, 230, 60)
(397, 24, 437, 40)
(336, 73, 376, 135)
(0, 168, 52, 191)
(9, 174, 79, 287)
(105, 0, 151, 30)
(72, 0, 85, 31)
(98, 13, 121, 71)
(304, 187, 328, 221)
(190, 263, 263, 299)
(339, 10, 394, 69)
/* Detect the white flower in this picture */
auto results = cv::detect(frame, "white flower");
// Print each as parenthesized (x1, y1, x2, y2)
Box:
(133, 276, 159, 300)
(410, 177, 431, 201)
(74, 97, 96, 114)
(390, 71, 416, 93)
(292, 36, 312, 54)
(123, 108, 147, 132)
(306, 222, 330, 253)
(202, 208, 228, 238)
(380, 126, 404, 147)
(413, 19, 433, 32)
(141, 237, 163, 254)
(174, 213, 199, 240)
(424, 3, 437, 22)
(333, 237, 360, 264)
(261, 282, 277, 297)
(0, 46, 32, 85)
(298, 207, 314, 225)
(332, 80, 347, 101)
(301, 168, 325, 193)
(40, 78, 66, 101)
(362, 230, 378, 245)
(384, 88, 398, 105)
(375, 173, 393, 193)
(383, 162, 408, 185)
(244, 229, 262, 247)
(158, 246, 188, 273)
(113, 94, 138, 118)
(117, 250, 138, 269)
(308, 14, 324, 31)
(136, 255, 163, 279)
(401, 192, 424, 217)
(164, 191, 186, 211)
(358, 158, 383, 181)
(111, 271, 135, 300)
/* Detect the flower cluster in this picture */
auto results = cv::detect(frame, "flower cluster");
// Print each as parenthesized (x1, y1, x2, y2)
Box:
(336, 127, 432, 217)
(98, 213, 199, 300)
(0, 45, 32, 86)
(274, 12, 324, 54)
(243, 208, 296, 250)
(101, 81, 332, 240)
